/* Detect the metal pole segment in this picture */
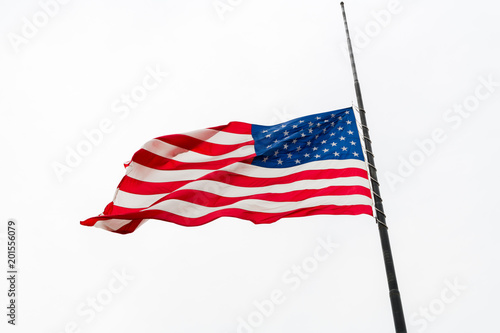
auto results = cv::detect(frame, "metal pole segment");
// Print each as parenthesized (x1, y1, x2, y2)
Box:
(339, 2, 407, 332)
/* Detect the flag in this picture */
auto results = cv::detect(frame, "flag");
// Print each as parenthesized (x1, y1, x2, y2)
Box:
(81, 107, 373, 234)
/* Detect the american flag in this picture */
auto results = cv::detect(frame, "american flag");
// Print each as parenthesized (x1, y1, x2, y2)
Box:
(81, 107, 373, 234)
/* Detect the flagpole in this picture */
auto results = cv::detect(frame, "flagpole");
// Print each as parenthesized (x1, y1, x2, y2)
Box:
(340, 2, 407, 332)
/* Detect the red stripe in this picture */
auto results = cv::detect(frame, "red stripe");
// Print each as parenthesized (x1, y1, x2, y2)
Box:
(117, 176, 190, 195)
(81, 204, 373, 234)
(154, 135, 253, 156)
(108, 185, 372, 215)
(131, 149, 255, 171)
(119, 167, 368, 195)
(81, 119, 375, 234)
(115, 219, 144, 234)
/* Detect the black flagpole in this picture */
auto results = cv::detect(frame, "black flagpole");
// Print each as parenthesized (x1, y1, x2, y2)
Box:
(340, 2, 407, 332)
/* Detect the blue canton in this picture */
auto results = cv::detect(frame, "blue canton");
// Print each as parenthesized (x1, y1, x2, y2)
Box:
(251, 107, 364, 168)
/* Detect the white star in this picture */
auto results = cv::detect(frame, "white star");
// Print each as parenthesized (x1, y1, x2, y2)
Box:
(282, 124, 286, 128)
(308, 128, 313, 134)
(348, 130, 354, 135)
(274, 139, 278, 143)
(330, 132, 335, 137)
(315, 135, 319, 139)
(267, 145, 272, 148)
(350, 141, 356, 145)
(295, 159, 301, 164)
(292, 124, 298, 129)
(321, 140, 327, 144)
(262, 130, 268, 133)
(304, 153, 310, 158)
(338, 116, 342, 120)
(287, 153, 293, 158)
(266, 134, 271, 138)
(346, 120, 352, 125)
(283, 143, 288, 149)
(274, 129, 280, 132)
(323, 128, 327, 134)
(296, 146, 302, 152)
(301, 133, 306, 137)
(313, 147, 318, 151)
(331, 142, 337, 146)
(307, 141, 312, 146)
(292, 139, 298, 144)
(277, 159, 283, 165)
(353, 152, 359, 157)
(263, 156, 269, 162)
(331, 114, 335, 118)
(345, 110, 350, 114)
(316, 116, 321, 120)
(334, 152, 340, 157)
(316, 123, 321, 127)
(299, 120, 304, 123)
(342, 146, 347, 151)
(283, 130, 289, 136)
(340, 136, 345, 141)
(274, 150, 279, 156)
(324, 119, 328, 122)
(338, 126, 343, 131)
(323, 148, 329, 153)
(315, 154, 321, 158)
(309, 121, 314, 127)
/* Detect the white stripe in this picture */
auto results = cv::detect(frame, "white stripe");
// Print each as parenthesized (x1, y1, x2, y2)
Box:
(126, 162, 214, 183)
(95, 193, 371, 231)
(183, 128, 253, 145)
(139, 194, 373, 218)
(94, 219, 131, 231)
(114, 177, 371, 209)
(127, 158, 367, 183)
(94, 219, 147, 232)
(221, 159, 367, 178)
(143, 139, 255, 162)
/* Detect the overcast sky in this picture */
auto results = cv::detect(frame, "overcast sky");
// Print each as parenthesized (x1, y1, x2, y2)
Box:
(1, 0, 499, 332)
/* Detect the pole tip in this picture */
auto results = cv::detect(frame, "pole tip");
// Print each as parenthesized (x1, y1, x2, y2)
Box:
(340, 1, 344, 5)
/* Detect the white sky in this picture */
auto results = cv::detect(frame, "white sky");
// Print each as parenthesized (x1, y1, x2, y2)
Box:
(1, 0, 499, 332)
